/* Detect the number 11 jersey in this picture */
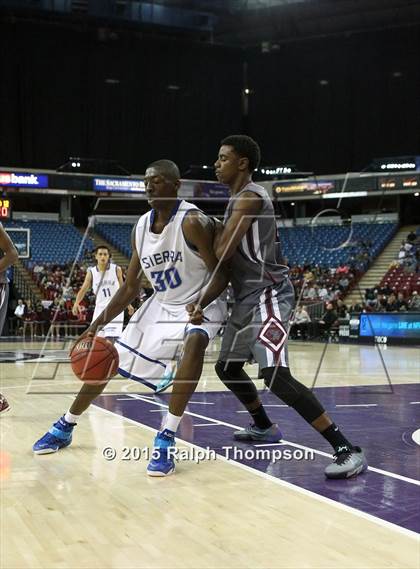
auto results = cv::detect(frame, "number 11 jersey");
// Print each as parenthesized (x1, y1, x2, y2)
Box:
(89, 262, 120, 310)
(88, 262, 123, 338)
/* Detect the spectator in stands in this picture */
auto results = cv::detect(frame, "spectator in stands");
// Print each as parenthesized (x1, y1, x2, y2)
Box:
(407, 230, 417, 244)
(304, 284, 317, 300)
(395, 292, 408, 312)
(318, 285, 328, 301)
(34, 302, 50, 337)
(348, 301, 363, 313)
(397, 242, 406, 261)
(322, 287, 333, 302)
(50, 298, 68, 340)
(365, 289, 376, 307)
(22, 299, 36, 338)
(336, 263, 349, 275)
(24, 299, 35, 319)
(331, 287, 342, 301)
(33, 263, 44, 275)
(408, 291, 420, 311)
(318, 303, 338, 335)
(404, 252, 417, 273)
(378, 283, 393, 296)
(386, 293, 398, 312)
(338, 275, 349, 291)
(373, 294, 387, 312)
(14, 298, 25, 320)
(290, 305, 311, 340)
(62, 284, 73, 302)
(336, 300, 349, 319)
(13, 298, 26, 335)
(303, 268, 315, 283)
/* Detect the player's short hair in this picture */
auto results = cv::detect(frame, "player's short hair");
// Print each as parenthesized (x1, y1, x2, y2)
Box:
(94, 245, 110, 254)
(221, 134, 261, 172)
(147, 159, 180, 182)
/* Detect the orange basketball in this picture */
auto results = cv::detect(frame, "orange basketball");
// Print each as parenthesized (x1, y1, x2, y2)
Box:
(71, 336, 119, 384)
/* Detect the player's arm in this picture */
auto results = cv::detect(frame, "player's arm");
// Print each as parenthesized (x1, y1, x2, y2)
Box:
(72, 271, 93, 315)
(214, 191, 262, 261)
(182, 212, 228, 323)
(0, 225, 19, 273)
(83, 231, 143, 336)
(117, 265, 135, 314)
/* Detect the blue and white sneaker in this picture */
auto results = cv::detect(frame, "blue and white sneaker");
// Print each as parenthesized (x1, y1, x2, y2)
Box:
(33, 416, 75, 455)
(155, 371, 174, 394)
(147, 429, 176, 477)
(233, 423, 282, 443)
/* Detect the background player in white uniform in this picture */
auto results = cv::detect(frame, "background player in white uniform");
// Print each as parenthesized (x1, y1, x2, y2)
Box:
(72, 246, 125, 339)
(33, 160, 227, 475)
(0, 222, 19, 413)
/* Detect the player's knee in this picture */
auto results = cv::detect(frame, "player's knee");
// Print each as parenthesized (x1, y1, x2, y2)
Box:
(215, 360, 244, 381)
(215, 360, 258, 405)
(262, 366, 300, 405)
(262, 366, 324, 422)
(184, 331, 208, 355)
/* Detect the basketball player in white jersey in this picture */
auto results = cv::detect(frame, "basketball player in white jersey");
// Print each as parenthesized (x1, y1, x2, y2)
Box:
(33, 160, 228, 477)
(0, 222, 19, 414)
(72, 246, 124, 339)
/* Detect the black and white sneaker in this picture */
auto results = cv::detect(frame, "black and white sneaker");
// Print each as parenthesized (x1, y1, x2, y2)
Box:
(325, 446, 368, 479)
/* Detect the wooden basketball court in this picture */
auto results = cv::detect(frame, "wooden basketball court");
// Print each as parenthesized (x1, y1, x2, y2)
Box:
(1, 339, 419, 568)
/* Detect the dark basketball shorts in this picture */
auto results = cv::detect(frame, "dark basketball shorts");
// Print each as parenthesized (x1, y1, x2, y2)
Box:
(0, 283, 9, 335)
(219, 279, 295, 369)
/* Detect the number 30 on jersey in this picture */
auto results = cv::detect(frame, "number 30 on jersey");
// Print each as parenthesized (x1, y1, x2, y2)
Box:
(150, 267, 182, 292)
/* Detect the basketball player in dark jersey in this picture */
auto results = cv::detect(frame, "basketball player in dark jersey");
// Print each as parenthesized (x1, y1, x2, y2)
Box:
(209, 135, 367, 479)
(0, 222, 19, 413)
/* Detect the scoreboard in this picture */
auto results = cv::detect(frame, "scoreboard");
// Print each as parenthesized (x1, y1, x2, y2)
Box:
(0, 198, 11, 219)
(378, 176, 419, 190)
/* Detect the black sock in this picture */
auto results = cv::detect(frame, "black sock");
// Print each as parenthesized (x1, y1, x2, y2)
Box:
(321, 423, 352, 453)
(249, 404, 273, 430)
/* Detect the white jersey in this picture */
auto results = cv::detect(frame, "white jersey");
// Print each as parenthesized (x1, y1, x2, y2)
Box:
(135, 200, 210, 305)
(88, 262, 123, 338)
(89, 262, 120, 309)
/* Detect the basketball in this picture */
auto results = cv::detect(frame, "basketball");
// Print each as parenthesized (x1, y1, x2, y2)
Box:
(70, 336, 119, 384)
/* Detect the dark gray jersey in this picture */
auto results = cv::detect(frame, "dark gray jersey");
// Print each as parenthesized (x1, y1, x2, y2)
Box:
(224, 181, 289, 300)
(0, 222, 7, 284)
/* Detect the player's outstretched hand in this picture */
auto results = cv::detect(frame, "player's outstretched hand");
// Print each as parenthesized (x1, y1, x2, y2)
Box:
(72, 303, 80, 316)
(69, 325, 97, 356)
(186, 302, 204, 325)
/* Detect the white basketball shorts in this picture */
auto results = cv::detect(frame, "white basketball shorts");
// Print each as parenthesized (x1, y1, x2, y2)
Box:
(115, 294, 227, 390)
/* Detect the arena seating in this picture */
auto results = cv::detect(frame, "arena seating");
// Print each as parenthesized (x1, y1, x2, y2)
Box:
(95, 223, 133, 258)
(374, 228, 420, 296)
(277, 222, 397, 267)
(5, 219, 397, 276)
(379, 266, 420, 295)
(94, 220, 397, 269)
(5, 221, 94, 265)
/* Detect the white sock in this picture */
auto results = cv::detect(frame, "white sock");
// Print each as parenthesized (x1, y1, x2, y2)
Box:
(163, 412, 182, 434)
(64, 411, 80, 424)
